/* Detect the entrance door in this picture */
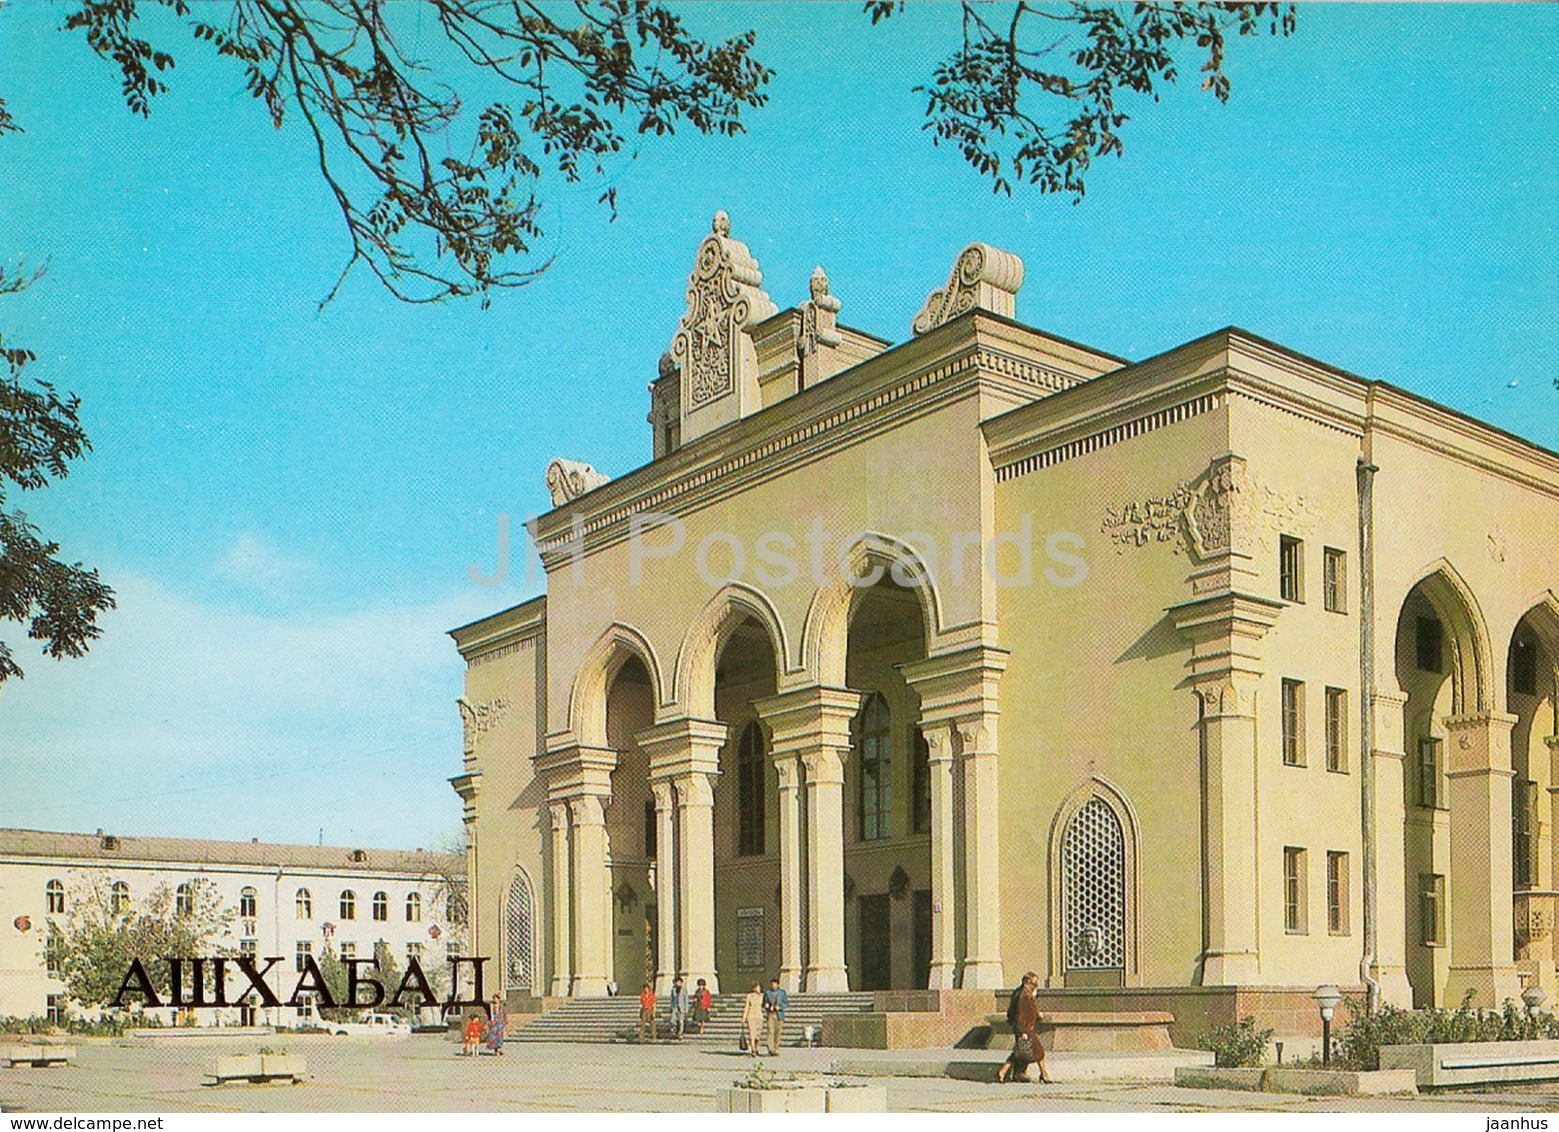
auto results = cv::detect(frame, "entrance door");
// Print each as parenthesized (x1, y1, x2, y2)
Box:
(912, 890, 932, 989)
(858, 894, 892, 990)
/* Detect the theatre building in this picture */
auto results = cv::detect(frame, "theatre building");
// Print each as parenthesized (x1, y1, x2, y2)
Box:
(451, 212, 1559, 1037)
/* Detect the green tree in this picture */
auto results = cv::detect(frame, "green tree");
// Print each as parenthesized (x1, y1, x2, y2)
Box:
(52, 873, 235, 1009)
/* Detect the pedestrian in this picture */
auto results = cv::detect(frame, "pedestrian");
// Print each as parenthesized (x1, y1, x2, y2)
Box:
(638, 982, 657, 1041)
(461, 1011, 485, 1057)
(740, 982, 764, 1057)
(996, 972, 1052, 1084)
(761, 977, 788, 1056)
(668, 975, 689, 1039)
(692, 978, 712, 1035)
(486, 994, 506, 1055)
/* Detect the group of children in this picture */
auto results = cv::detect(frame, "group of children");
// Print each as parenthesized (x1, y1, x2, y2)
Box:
(637, 976, 714, 1040)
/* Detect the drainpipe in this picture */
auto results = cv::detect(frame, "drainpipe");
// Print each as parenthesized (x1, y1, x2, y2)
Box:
(1358, 446, 1381, 1014)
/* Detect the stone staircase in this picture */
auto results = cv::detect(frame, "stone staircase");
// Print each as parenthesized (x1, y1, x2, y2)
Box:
(512, 992, 876, 1045)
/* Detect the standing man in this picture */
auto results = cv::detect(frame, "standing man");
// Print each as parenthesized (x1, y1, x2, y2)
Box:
(669, 976, 689, 1039)
(638, 983, 657, 1041)
(761, 977, 789, 1056)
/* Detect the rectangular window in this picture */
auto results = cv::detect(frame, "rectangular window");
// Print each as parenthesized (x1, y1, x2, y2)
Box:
(295, 939, 311, 973)
(1515, 779, 1540, 890)
(912, 728, 931, 835)
(1417, 737, 1443, 809)
(1325, 686, 1348, 772)
(1420, 873, 1445, 946)
(240, 939, 258, 959)
(1513, 637, 1539, 697)
(44, 933, 62, 978)
(1280, 536, 1304, 602)
(1282, 679, 1306, 766)
(1323, 548, 1347, 612)
(1327, 851, 1349, 935)
(340, 941, 356, 961)
(296, 995, 314, 1020)
(1417, 616, 1443, 672)
(46, 994, 63, 1026)
(1284, 847, 1308, 934)
(407, 942, 424, 964)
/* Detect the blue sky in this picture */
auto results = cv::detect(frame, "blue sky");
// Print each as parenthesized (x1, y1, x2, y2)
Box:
(0, 4, 1554, 849)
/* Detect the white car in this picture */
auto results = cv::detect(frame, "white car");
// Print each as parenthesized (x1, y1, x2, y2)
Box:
(330, 1012, 412, 1037)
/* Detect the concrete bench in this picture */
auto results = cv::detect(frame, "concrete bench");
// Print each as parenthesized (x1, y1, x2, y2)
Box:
(1380, 1040, 1559, 1089)
(984, 1011, 1175, 1052)
(0, 1044, 76, 1068)
(203, 1053, 306, 1085)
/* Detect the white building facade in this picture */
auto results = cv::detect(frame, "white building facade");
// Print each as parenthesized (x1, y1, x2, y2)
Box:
(0, 827, 464, 1026)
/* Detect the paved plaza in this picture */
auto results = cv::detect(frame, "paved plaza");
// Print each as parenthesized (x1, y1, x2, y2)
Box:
(3, 1035, 1559, 1113)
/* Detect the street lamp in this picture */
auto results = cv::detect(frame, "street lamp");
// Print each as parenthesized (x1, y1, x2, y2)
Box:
(1522, 985, 1547, 1020)
(1312, 985, 1343, 1067)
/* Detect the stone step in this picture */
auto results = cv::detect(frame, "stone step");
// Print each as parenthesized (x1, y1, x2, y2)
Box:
(512, 992, 876, 1044)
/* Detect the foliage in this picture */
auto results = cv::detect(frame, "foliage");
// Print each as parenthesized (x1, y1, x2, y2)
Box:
(51, 0, 772, 307)
(7, 3, 1293, 307)
(1333, 992, 1559, 1071)
(0, 259, 116, 684)
(0, 1012, 155, 1036)
(51, 873, 235, 1008)
(733, 1063, 798, 1090)
(1198, 1015, 1273, 1067)
(867, 2, 1295, 199)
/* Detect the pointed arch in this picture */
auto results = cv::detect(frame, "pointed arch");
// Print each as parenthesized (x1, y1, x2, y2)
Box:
(1514, 590, 1559, 654)
(1400, 558, 1495, 714)
(568, 622, 667, 748)
(674, 582, 791, 719)
(802, 532, 944, 687)
(1046, 775, 1142, 986)
(503, 866, 538, 993)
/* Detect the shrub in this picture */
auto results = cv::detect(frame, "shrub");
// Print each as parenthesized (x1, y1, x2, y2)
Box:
(1334, 992, 1559, 1070)
(1199, 1016, 1273, 1067)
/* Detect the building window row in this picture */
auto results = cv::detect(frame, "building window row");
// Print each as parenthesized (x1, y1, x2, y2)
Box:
(1279, 679, 1349, 773)
(1278, 536, 1349, 614)
(1283, 847, 1350, 935)
(293, 885, 427, 922)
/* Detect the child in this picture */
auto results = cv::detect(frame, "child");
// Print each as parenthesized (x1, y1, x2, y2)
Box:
(462, 1011, 485, 1056)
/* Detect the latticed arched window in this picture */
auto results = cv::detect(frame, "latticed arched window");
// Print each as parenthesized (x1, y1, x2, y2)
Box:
(1062, 797, 1126, 972)
(406, 892, 422, 923)
(372, 891, 388, 921)
(110, 881, 130, 915)
(737, 721, 766, 856)
(175, 883, 194, 916)
(296, 888, 312, 920)
(46, 879, 65, 914)
(340, 890, 356, 920)
(857, 693, 892, 841)
(505, 871, 535, 993)
(239, 886, 257, 918)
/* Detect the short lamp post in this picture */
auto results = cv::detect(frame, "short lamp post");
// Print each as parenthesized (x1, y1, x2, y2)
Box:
(1522, 984, 1547, 1020)
(1312, 985, 1343, 1067)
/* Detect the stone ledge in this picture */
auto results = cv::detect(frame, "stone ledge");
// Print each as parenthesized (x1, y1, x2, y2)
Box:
(1174, 1066, 1417, 1095)
(0, 1043, 76, 1068)
(1381, 1039, 1559, 1089)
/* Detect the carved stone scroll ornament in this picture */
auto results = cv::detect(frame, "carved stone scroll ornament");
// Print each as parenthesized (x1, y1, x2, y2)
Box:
(670, 211, 777, 409)
(911, 242, 1025, 335)
(546, 458, 610, 506)
(799, 265, 843, 357)
(457, 696, 512, 755)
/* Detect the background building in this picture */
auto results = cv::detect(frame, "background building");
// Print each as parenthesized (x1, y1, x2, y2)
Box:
(0, 827, 464, 1026)
(452, 214, 1558, 1035)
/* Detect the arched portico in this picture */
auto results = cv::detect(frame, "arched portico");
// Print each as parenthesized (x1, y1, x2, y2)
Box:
(1508, 592, 1559, 994)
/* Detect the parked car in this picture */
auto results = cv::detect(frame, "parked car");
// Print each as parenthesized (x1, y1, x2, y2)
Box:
(330, 1012, 411, 1037)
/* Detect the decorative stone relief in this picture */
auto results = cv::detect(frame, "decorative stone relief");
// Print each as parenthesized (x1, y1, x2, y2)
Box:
(1488, 526, 1509, 564)
(911, 243, 1024, 335)
(670, 211, 777, 409)
(799, 266, 842, 358)
(458, 696, 511, 755)
(546, 458, 610, 506)
(1102, 457, 1319, 559)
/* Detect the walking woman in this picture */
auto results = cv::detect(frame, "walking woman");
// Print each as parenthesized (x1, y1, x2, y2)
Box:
(740, 982, 764, 1058)
(997, 972, 1053, 1084)
(486, 994, 507, 1055)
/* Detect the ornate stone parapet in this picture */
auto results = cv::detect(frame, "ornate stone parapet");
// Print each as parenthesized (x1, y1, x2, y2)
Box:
(912, 243, 1024, 334)
(799, 265, 844, 388)
(546, 458, 610, 507)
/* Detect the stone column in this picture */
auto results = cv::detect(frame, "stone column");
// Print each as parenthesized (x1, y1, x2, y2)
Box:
(774, 754, 806, 993)
(548, 801, 573, 997)
(677, 771, 719, 991)
(1192, 677, 1263, 985)
(755, 686, 861, 993)
(924, 724, 959, 990)
(1443, 711, 1522, 1006)
(1369, 690, 1414, 1006)
(651, 779, 679, 997)
(803, 746, 850, 992)
(901, 647, 1010, 989)
(568, 793, 611, 996)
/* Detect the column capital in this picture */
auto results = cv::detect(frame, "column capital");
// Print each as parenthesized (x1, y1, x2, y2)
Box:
(674, 770, 717, 808)
(801, 747, 845, 784)
(650, 779, 676, 809)
(774, 754, 803, 790)
(900, 645, 1010, 729)
(753, 685, 863, 756)
(537, 740, 618, 796)
(1191, 674, 1259, 720)
(1167, 591, 1283, 685)
(546, 799, 570, 829)
(922, 721, 957, 764)
(636, 716, 728, 779)
(568, 793, 608, 827)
